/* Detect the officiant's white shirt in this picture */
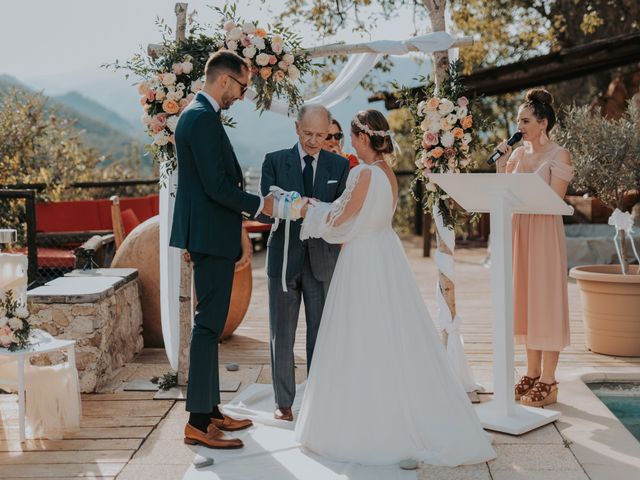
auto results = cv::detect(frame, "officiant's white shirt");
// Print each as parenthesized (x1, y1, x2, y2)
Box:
(197, 91, 263, 217)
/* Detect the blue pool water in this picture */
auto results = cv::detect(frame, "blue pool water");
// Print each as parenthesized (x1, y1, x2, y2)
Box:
(588, 382, 640, 442)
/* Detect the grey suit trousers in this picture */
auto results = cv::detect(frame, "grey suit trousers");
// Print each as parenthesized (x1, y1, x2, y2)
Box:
(268, 246, 330, 409)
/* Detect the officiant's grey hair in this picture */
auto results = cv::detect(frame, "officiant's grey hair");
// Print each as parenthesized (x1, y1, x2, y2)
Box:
(297, 104, 332, 124)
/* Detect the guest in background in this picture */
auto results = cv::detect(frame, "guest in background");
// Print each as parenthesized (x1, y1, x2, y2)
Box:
(323, 119, 359, 169)
(494, 88, 574, 407)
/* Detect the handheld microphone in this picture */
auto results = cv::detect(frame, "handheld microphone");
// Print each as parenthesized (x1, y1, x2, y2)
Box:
(487, 131, 523, 165)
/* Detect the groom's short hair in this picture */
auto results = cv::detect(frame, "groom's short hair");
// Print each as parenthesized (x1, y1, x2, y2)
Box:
(205, 51, 248, 83)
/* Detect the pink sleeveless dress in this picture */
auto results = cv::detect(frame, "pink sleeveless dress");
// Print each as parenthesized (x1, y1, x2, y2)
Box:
(508, 148, 574, 351)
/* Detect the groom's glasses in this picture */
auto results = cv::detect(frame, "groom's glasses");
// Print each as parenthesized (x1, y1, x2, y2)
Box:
(325, 132, 344, 141)
(228, 75, 248, 95)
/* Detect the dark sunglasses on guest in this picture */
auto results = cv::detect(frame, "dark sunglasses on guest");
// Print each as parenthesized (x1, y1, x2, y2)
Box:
(228, 75, 248, 95)
(325, 132, 344, 141)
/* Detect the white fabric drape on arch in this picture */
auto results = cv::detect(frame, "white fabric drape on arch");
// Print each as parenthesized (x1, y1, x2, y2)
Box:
(158, 31, 478, 389)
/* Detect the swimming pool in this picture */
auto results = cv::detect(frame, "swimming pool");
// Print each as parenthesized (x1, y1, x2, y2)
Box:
(588, 382, 640, 442)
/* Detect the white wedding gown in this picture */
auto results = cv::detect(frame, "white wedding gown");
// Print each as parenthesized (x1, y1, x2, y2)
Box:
(294, 163, 496, 466)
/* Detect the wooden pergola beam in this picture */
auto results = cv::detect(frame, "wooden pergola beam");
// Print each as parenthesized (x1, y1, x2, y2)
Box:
(370, 32, 640, 108)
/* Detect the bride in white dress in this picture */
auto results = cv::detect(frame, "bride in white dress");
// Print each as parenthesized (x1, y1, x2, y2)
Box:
(294, 109, 496, 466)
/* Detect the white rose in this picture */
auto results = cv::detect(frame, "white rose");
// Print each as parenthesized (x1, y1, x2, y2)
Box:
(181, 62, 193, 74)
(417, 101, 427, 115)
(8, 317, 22, 330)
(190, 79, 204, 92)
(155, 89, 166, 101)
(167, 90, 183, 102)
(162, 73, 176, 86)
(223, 20, 236, 32)
(277, 60, 288, 70)
(272, 42, 283, 54)
(227, 27, 243, 41)
(252, 36, 265, 50)
(272, 34, 283, 44)
(0, 316, 8, 327)
(166, 115, 179, 133)
(153, 131, 170, 146)
(141, 113, 152, 126)
(441, 131, 455, 148)
(462, 133, 472, 145)
(176, 82, 185, 91)
(438, 98, 455, 115)
(243, 46, 257, 59)
(446, 113, 458, 125)
(426, 111, 441, 124)
(287, 64, 300, 81)
(226, 39, 238, 51)
(242, 22, 256, 34)
(255, 53, 270, 66)
(425, 181, 438, 192)
(457, 106, 468, 118)
(15, 307, 29, 319)
(282, 53, 295, 65)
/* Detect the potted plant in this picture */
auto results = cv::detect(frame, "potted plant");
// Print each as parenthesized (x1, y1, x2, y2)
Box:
(556, 95, 640, 356)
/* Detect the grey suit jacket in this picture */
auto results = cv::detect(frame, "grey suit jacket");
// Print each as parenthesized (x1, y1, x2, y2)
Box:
(260, 144, 349, 282)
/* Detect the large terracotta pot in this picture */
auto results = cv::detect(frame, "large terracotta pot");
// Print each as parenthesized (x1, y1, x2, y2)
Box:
(570, 265, 640, 356)
(112, 216, 253, 346)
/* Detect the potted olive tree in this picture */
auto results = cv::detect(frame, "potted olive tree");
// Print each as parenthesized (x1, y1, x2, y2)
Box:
(556, 95, 640, 356)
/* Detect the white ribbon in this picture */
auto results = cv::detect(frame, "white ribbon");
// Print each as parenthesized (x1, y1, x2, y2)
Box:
(433, 204, 483, 393)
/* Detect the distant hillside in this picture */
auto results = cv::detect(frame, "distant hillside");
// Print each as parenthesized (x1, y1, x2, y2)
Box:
(0, 75, 150, 174)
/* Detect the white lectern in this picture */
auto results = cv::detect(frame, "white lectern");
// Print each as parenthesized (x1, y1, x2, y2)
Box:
(428, 173, 574, 435)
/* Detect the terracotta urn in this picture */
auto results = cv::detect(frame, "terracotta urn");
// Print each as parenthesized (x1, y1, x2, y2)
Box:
(570, 265, 640, 357)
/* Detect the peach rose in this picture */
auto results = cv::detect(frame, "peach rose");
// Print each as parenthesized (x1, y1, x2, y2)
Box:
(162, 99, 180, 114)
(426, 97, 440, 111)
(452, 127, 464, 139)
(461, 115, 473, 129)
(259, 67, 272, 80)
(431, 147, 444, 158)
(255, 27, 268, 38)
(139, 95, 148, 106)
(274, 70, 285, 82)
(440, 118, 453, 131)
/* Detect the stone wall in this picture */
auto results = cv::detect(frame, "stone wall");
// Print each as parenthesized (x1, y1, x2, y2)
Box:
(27, 270, 144, 392)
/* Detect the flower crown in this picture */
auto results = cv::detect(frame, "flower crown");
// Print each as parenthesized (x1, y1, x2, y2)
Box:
(353, 116, 391, 137)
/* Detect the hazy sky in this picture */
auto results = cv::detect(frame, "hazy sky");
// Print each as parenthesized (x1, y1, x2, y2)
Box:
(1, 0, 424, 82)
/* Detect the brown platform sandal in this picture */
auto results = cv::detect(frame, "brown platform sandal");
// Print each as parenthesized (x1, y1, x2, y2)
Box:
(514, 375, 540, 401)
(520, 380, 558, 407)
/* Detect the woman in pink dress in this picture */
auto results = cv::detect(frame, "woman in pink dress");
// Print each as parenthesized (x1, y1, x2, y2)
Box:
(494, 89, 574, 407)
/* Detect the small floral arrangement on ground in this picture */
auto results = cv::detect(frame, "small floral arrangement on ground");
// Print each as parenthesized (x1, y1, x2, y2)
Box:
(151, 371, 178, 391)
(0, 290, 31, 351)
(106, 3, 313, 186)
(396, 62, 480, 229)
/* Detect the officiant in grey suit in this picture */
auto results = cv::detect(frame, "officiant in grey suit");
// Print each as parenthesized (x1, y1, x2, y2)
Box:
(259, 105, 349, 421)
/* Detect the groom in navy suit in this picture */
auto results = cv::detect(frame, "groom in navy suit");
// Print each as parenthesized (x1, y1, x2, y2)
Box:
(259, 105, 349, 421)
(170, 51, 274, 449)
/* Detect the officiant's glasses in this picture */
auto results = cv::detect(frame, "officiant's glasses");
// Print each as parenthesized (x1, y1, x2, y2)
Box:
(326, 132, 344, 141)
(228, 75, 248, 95)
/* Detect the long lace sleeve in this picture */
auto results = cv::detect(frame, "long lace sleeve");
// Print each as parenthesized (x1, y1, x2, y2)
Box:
(301, 166, 372, 243)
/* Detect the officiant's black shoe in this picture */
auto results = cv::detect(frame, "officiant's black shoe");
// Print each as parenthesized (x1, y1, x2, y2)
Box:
(184, 423, 244, 449)
(211, 414, 253, 431)
(274, 407, 293, 421)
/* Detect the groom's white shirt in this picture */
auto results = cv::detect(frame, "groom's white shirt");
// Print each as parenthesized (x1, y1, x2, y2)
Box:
(197, 91, 264, 217)
(297, 142, 319, 181)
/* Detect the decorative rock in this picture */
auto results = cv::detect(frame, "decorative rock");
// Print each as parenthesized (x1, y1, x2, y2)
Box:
(193, 454, 214, 468)
(399, 459, 419, 470)
(226, 363, 239, 372)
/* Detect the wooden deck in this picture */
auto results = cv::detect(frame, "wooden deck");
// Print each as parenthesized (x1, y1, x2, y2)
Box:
(1, 236, 638, 479)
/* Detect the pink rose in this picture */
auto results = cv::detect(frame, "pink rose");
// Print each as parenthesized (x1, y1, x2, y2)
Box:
(457, 96, 469, 107)
(172, 63, 183, 75)
(146, 90, 155, 102)
(269, 55, 277, 65)
(422, 131, 439, 148)
(241, 35, 252, 47)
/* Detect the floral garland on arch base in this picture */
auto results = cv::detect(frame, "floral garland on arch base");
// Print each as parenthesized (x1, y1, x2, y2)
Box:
(106, 3, 313, 185)
(397, 62, 480, 229)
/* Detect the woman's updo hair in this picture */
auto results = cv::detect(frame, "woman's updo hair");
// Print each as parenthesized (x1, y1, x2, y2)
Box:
(350, 109, 394, 155)
(522, 88, 556, 133)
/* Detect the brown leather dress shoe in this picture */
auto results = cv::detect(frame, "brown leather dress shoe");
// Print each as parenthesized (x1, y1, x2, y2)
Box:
(184, 423, 244, 449)
(211, 414, 253, 431)
(274, 407, 293, 421)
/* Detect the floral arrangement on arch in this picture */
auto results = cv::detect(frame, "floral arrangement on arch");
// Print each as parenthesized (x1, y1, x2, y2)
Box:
(106, 3, 312, 184)
(0, 290, 31, 351)
(397, 63, 480, 229)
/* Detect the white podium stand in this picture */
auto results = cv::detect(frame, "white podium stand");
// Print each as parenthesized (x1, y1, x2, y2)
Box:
(428, 173, 574, 435)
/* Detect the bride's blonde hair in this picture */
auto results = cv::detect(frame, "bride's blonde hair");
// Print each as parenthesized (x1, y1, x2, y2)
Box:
(351, 110, 397, 167)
